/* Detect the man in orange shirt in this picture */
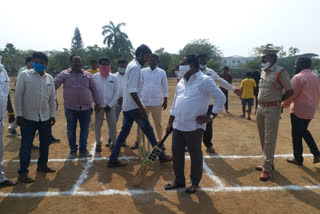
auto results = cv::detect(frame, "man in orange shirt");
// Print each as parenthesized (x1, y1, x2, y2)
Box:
(240, 72, 256, 120)
(282, 57, 320, 165)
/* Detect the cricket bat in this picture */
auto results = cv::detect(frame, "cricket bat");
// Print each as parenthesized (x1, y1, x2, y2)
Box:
(133, 132, 171, 186)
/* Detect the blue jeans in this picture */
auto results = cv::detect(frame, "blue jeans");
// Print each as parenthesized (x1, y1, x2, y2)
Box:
(109, 108, 166, 163)
(18, 119, 51, 174)
(64, 108, 91, 153)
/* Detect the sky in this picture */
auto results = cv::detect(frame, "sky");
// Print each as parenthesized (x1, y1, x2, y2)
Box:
(1, 0, 320, 57)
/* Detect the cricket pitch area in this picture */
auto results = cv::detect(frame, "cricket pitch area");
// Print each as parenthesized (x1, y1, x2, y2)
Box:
(1, 78, 320, 214)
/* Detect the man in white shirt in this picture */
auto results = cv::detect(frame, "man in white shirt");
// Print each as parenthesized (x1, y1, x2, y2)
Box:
(0, 54, 17, 187)
(197, 54, 241, 153)
(133, 54, 168, 149)
(15, 52, 56, 183)
(108, 44, 172, 167)
(164, 55, 226, 194)
(107, 59, 128, 147)
(93, 58, 119, 152)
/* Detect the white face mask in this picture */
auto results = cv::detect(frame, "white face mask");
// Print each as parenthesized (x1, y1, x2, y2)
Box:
(118, 67, 126, 74)
(178, 65, 190, 78)
(261, 62, 271, 69)
(199, 64, 206, 70)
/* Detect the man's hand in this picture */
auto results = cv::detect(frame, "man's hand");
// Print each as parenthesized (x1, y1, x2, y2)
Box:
(50, 117, 56, 126)
(104, 106, 111, 113)
(139, 107, 147, 119)
(95, 104, 101, 112)
(117, 97, 123, 106)
(196, 115, 213, 125)
(234, 89, 242, 97)
(16, 116, 24, 128)
(8, 114, 15, 123)
(166, 121, 173, 134)
(162, 98, 168, 110)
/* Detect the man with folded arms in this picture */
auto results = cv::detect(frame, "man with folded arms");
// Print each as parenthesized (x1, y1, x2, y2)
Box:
(256, 49, 293, 181)
(164, 55, 225, 194)
(15, 52, 56, 183)
(282, 57, 320, 166)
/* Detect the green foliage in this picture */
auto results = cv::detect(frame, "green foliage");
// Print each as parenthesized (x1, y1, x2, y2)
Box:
(251, 43, 286, 58)
(179, 39, 222, 61)
(311, 59, 320, 74)
(102, 21, 133, 55)
(71, 27, 84, 51)
(288, 47, 300, 56)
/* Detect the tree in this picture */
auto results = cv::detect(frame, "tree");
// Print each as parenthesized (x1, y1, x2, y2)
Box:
(288, 47, 300, 56)
(4, 43, 17, 55)
(179, 39, 222, 60)
(251, 43, 286, 58)
(102, 21, 133, 55)
(71, 27, 84, 50)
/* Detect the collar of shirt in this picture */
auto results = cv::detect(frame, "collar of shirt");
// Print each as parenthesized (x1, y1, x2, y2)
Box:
(30, 69, 48, 77)
(264, 64, 277, 72)
(184, 70, 201, 82)
(299, 69, 311, 74)
(134, 59, 141, 69)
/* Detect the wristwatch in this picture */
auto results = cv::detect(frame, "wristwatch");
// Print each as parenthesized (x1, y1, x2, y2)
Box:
(209, 113, 216, 119)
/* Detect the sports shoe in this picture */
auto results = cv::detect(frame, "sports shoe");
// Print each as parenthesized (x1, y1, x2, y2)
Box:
(206, 146, 216, 153)
(96, 144, 102, 153)
(79, 151, 92, 158)
(68, 152, 77, 159)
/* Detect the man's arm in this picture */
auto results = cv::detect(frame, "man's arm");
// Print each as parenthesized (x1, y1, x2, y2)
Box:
(107, 77, 119, 110)
(202, 78, 226, 114)
(7, 94, 15, 123)
(209, 69, 241, 96)
(15, 73, 25, 127)
(128, 66, 146, 117)
(279, 70, 294, 102)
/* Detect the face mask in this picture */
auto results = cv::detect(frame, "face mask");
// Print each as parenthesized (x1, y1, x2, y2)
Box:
(99, 65, 111, 78)
(32, 63, 46, 72)
(118, 67, 126, 73)
(261, 62, 271, 69)
(178, 65, 190, 78)
(199, 64, 206, 70)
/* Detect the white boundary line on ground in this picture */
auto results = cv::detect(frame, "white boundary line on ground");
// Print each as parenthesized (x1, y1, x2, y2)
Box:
(5, 153, 311, 163)
(1, 152, 318, 198)
(1, 185, 320, 197)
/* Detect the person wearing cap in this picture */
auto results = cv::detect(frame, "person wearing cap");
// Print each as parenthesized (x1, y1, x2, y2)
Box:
(256, 49, 293, 181)
(197, 54, 241, 153)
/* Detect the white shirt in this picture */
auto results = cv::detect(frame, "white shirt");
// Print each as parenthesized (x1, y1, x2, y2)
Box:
(141, 66, 168, 106)
(15, 69, 56, 122)
(18, 66, 28, 76)
(201, 66, 235, 91)
(93, 73, 119, 108)
(115, 71, 125, 99)
(170, 71, 226, 132)
(0, 65, 10, 125)
(122, 59, 143, 112)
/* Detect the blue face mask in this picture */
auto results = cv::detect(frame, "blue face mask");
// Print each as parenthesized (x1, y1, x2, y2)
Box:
(32, 63, 46, 72)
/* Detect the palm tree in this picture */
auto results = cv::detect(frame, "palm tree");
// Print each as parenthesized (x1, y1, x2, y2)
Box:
(102, 21, 133, 53)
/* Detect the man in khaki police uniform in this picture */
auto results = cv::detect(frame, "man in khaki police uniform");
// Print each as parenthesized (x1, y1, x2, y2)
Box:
(256, 49, 293, 181)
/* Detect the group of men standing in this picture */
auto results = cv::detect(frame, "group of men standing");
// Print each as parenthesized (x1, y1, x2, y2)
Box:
(0, 46, 319, 195)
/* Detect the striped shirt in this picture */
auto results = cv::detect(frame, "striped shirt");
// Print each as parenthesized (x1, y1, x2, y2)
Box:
(15, 69, 56, 121)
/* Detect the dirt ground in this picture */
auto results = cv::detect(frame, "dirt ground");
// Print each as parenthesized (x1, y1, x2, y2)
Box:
(1, 77, 320, 214)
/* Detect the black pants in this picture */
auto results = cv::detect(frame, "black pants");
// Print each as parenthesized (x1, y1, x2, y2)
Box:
(222, 90, 228, 111)
(18, 119, 51, 174)
(203, 121, 213, 148)
(291, 113, 320, 163)
(172, 129, 203, 186)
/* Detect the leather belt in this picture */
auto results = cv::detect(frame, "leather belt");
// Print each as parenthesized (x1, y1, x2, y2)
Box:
(259, 101, 278, 107)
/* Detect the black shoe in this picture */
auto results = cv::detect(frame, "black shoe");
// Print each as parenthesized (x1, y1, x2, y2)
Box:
(96, 144, 102, 153)
(106, 139, 112, 147)
(50, 136, 60, 144)
(108, 160, 128, 168)
(122, 142, 127, 147)
(131, 142, 139, 150)
(8, 129, 19, 136)
(37, 166, 56, 173)
(32, 145, 39, 150)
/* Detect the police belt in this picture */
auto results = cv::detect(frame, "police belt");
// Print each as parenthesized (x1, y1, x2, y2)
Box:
(258, 101, 279, 107)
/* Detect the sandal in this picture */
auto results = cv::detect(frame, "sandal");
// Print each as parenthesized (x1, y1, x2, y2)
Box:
(164, 181, 185, 190)
(185, 184, 198, 194)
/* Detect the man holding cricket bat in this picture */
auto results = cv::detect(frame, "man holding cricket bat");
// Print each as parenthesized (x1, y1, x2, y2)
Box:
(165, 55, 225, 194)
(108, 44, 172, 168)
